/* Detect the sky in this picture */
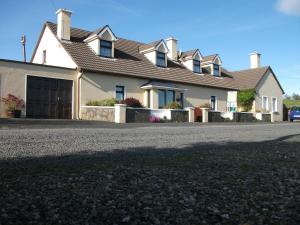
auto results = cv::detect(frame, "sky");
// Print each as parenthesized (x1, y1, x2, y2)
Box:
(0, 0, 299, 95)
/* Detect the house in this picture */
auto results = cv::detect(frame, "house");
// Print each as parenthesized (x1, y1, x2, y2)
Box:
(0, 9, 284, 121)
(231, 54, 285, 121)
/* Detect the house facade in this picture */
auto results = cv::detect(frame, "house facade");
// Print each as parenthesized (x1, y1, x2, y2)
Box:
(0, 9, 284, 121)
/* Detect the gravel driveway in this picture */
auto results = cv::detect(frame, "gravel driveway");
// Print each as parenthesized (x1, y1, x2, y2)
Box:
(0, 123, 299, 225)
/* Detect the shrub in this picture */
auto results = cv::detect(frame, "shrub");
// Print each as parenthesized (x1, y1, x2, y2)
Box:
(163, 102, 181, 109)
(1, 94, 24, 111)
(237, 89, 256, 112)
(199, 103, 211, 109)
(120, 97, 143, 108)
(149, 115, 160, 123)
(86, 98, 117, 106)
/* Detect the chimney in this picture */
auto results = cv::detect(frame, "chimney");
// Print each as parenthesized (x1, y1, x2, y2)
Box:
(166, 37, 178, 61)
(56, 9, 72, 40)
(249, 52, 261, 68)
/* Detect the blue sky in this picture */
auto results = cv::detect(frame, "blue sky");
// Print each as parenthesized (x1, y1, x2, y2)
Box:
(0, 0, 299, 95)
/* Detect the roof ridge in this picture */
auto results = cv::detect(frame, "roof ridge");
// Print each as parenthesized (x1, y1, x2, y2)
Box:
(231, 66, 269, 73)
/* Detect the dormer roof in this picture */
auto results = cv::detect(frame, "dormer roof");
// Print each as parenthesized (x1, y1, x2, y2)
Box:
(139, 39, 168, 53)
(181, 49, 202, 60)
(33, 21, 241, 90)
(202, 54, 222, 65)
(84, 25, 118, 42)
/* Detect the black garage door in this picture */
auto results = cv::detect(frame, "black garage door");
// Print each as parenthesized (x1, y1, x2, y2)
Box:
(26, 76, 73, 119)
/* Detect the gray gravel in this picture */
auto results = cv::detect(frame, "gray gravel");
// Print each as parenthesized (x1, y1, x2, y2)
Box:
(0, 123, 300, 224)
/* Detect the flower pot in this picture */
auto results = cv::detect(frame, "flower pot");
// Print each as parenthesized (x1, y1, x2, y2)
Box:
(13, 110, 22, 118)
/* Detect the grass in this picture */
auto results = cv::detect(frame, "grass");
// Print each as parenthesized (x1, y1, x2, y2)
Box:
(283, 99, 300, 109)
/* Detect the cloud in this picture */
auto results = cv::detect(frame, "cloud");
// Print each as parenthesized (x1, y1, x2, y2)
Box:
(276, 0, 300, 16)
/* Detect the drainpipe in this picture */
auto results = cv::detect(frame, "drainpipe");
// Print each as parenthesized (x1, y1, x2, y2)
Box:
(77, 70, 83, 120)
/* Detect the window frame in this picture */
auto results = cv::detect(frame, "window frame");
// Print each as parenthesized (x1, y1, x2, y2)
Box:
(156, 51, 166, 67)
(210, 96, 218, 111)
(158, 89, 166, 109)
(213, 64, 219, 76)
(100, 40, 113, 58)
(271, 97, 278, 112)
(115, 85, 125, 101)
(193, 59, 201, 73)
(262, 96, 269, 111)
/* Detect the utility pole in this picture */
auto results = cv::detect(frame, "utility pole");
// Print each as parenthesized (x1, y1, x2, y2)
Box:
(21, 35, 26, 62)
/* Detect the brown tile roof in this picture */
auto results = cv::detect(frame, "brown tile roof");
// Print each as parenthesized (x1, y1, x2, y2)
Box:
(230, 67, 269, 90)
(138, 40, 162, 52)
(202, 54, 218, 62)
(45, 22, 282, 92)
(181, 49, 198, 59)
(45, 22, 240, 90)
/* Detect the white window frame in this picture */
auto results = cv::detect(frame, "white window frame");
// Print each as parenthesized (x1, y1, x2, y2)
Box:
(210, 96, 218, 111)
(271, 97, 278, 112)
(115, 85, 126, 101)
(262, 96, 269, 111)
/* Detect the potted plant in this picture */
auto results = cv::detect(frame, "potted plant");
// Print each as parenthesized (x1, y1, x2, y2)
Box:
(1, 94, 25, 118)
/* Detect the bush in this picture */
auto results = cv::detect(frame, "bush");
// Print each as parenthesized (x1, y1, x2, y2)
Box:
(86, 98, 117, 106)
(237, 89, 256, 112)
(1, 94, 24, 111)
(149, 115, 160, 123)
(120, 97, 143, 108)
(163, 102, 181, 109)
(199, 103, 211, 109)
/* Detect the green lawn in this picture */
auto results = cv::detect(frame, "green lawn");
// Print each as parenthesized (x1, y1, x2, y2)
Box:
(283, 99, 300, 109)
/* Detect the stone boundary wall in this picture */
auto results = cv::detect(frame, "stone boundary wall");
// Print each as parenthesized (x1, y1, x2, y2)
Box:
(232, 112, 257, 122)
(171, 110, 188, 122)
(126, 108, 151, 123)
(81, 106, 115, 122)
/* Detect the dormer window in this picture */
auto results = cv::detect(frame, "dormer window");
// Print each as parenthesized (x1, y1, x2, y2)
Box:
(84, 25, 117, 58)
(213, 64, 219, 76)
(100, 40, 112, 58)
(139, 39, 168, 67)
(193, 60, 201, 73)
(157, 52, 166, 67)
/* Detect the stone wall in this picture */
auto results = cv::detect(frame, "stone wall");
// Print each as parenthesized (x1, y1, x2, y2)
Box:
(126, 108, 151, 123)
(171, 110, 188, 122)
(81, 106, 115, 122)
(262, 113, 271, 122)
(233, 112, 257, 122)
(208, 111, 228, 122)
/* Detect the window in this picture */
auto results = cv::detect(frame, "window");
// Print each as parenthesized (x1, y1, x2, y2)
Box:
(158, 90, 166, 109)
(146, 89, 151, 108)
(156, 52, 166, 67)
(262, 96, 269, 111)
(42, 50, 46, 64)
(193, 60, 201, 73)
(213, 64, 219, 76)
(115, 85, 124, 101)
(166, 90, 175, 104)
(177, 93, 184, 109)
(211, 96, 217, 111)
(272, 97, 278, 112)
(100, 40, 112, 57)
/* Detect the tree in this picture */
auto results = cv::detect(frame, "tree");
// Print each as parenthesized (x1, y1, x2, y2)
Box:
(292, 93, 300, 100)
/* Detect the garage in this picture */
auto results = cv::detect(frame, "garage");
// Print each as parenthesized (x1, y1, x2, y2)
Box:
(26, 76, 73, 119)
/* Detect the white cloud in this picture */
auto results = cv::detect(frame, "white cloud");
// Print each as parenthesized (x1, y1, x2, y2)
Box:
(276, 0, 300, 16)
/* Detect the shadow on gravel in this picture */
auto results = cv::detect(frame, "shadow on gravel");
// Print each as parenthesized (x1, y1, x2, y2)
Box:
(0, 135, 300, 225)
